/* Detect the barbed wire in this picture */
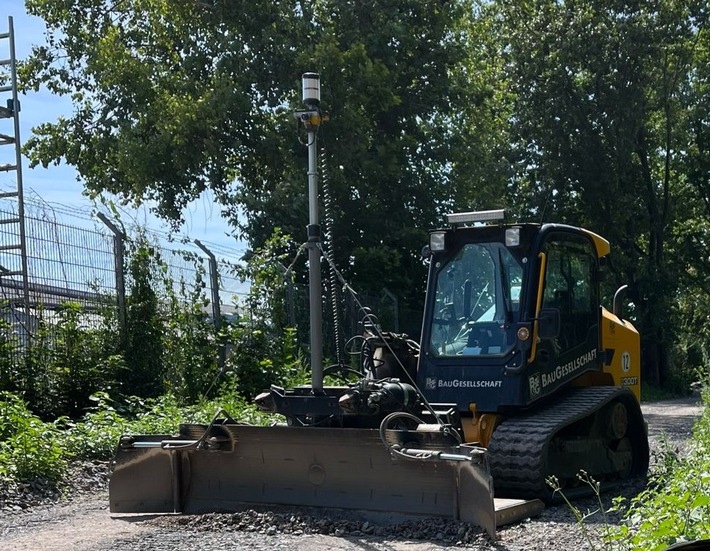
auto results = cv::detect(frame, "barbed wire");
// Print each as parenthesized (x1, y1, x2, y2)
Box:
(0, 186, 247, 262)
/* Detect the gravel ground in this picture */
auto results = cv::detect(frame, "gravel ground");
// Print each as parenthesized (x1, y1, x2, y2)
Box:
(0, 396, 703, 551)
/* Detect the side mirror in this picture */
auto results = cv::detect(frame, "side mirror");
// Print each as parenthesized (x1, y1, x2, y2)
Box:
(613, 284, 628, 319)
(537, 308, 560, 340)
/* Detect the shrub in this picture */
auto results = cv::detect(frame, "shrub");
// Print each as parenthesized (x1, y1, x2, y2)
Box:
(160, 257, 221, 403)
(0, 392, 65, 482)
(49, 303, 124, 418)
(122, 238, 165, 398)
(0, 310, 21, 392)
(224, 231, 308, 399)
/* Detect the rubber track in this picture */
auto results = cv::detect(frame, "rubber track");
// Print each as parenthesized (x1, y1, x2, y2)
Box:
(487, 386, 628, 499)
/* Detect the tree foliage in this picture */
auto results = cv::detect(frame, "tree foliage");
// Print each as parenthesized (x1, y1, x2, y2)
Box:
(123, 237, 164, 398)
(490, 0, 710, 383)
(21, 0, 504, 308)
(18, 0, 710, 383)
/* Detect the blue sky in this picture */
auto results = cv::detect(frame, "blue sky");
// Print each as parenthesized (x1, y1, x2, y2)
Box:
(1, 0, 243, 257)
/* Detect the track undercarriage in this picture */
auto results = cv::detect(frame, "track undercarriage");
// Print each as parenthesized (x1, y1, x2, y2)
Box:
(489, 386, 649, 500)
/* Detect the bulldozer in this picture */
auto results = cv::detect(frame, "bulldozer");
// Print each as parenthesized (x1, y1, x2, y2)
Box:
(108, 75, 649, 538)
(108, 209, 650, 537)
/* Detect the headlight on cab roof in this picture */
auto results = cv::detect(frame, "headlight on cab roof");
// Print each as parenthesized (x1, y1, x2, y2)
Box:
(445, 209, 505, 225)
(429, 231, 446, 253)
(505, 226, 521, 247)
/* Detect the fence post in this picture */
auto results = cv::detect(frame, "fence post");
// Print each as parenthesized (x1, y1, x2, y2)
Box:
(194, 240, 225, 368)
(97, 213, 127, 346)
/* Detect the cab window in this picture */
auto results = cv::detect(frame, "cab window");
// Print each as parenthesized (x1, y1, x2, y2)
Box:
(541, 234, 598, 350)
(430, 243, 522, 357)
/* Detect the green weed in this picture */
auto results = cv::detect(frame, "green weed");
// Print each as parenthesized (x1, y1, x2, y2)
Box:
(0, 392, 65, 482)
(547, 471, 616, 550)
(605, 393, 710, 550)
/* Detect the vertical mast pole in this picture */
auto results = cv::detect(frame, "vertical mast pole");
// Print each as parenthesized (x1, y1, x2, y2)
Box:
(297, 72, 326, 392)
(307, 122, 323, 391)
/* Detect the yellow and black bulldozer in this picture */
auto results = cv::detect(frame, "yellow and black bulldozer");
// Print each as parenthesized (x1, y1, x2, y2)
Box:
(108, 209, 649, 536)
(108, 75, 649, 538)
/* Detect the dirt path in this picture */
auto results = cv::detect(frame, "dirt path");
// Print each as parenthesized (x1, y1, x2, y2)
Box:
(0, 395, 703, 551)
(0, 493, 149, 551)
(642, 396, 703, 440)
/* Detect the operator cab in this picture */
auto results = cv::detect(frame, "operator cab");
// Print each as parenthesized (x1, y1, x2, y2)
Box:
(419, 209, 606, 412)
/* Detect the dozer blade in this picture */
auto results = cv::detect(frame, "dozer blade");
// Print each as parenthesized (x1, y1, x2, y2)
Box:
(109, 423, 501, 537)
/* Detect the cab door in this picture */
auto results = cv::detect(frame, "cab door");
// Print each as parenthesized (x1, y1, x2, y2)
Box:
(527, 230, 601, 401)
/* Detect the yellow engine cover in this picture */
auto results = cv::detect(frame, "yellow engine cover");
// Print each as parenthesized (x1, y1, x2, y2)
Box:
(600, 307, 641, 402)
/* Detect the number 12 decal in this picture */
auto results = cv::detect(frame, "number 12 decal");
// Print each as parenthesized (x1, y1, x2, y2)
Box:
(621, 351, 631, 373)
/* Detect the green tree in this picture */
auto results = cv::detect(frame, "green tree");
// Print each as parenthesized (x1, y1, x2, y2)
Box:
(667, 18, 710, 384)
(20, 0, 505, 318)
(160, 253, 221, 403)
(492, 0, 709, 384)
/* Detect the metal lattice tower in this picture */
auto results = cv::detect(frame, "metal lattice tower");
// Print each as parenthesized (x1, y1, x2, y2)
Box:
(0, 16, 30, 316)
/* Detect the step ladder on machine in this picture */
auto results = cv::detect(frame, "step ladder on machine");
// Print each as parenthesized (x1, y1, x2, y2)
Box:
(0, 16, 31, 333)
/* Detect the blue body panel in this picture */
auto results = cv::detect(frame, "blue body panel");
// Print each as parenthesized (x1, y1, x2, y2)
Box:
(417, 358, 524, 412)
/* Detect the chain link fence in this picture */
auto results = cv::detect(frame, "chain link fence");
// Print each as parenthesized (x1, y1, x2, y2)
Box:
(0, 199, 247, 361)
(0, 197, 423, 371)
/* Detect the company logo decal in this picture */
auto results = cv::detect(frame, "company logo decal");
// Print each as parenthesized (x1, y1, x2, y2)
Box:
(541, 349, 598, 388)
(529, 373, 541, 398)
(437, 379, 502, 389)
